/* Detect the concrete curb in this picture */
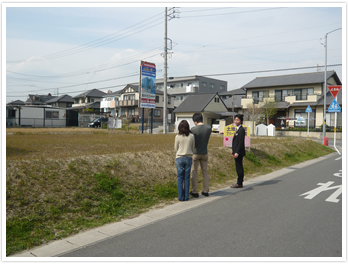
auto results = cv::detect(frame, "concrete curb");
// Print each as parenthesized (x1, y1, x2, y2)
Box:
(9, 153, 338, 258)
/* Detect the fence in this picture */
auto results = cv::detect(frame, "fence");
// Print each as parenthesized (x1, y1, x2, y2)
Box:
(6, 118, 66, 128)
(78, 114, 105, 128)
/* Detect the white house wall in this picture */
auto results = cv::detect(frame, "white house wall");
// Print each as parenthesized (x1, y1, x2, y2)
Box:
(15, 106, 66, 127)
(204, 95, 228, 113)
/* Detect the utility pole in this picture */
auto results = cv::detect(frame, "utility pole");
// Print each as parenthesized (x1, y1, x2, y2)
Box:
(163, 7, 179, 134)
(323, 28, 341, 141)
(163, 7, 168, 134)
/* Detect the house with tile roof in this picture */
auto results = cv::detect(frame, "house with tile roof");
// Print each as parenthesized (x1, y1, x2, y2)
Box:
(240, 71, 342, 129)
(25, 93, 56, 105)
(173, 92, 230, 131)
(71, 88, 107, 114)
(45, 94, 74, 108)
(115, 83, 175, 123)
(155, 75, 228, 107)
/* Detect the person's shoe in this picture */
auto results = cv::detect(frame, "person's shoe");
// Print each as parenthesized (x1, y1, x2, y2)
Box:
(189, 191, 199, 198)
(201, 191, 209, 196)
(230, 184, 243, 188)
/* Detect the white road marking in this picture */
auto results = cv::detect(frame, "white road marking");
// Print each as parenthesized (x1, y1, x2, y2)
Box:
(300, 181, 342, 203)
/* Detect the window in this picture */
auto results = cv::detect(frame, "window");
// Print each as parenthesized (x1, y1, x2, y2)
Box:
(91, 98, 94, 103)
(154, 109, 161, 117)
(283, 89, 293, 101)
(220, 85, 225, 90)
(214, 97, 220, 103)
(210, 83, 215, 89)
(294, 88, 314, 100)
(156, 96, 159, 103)
(295, 109, 305, 126)
(129, 108, 135, 115)
(168, 97, 171, 104)
(46, 111, 59, 119)
(202, 82, 207, 87)
(275, 90, 282, 102)
(252, 90, 269, 103)
(8, 109, 16, 118)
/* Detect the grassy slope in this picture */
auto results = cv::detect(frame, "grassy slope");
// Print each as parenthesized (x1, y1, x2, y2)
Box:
(6, 128, 334, 255)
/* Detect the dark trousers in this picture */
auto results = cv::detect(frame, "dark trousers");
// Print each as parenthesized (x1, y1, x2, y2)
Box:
(234, 156, 244, 185)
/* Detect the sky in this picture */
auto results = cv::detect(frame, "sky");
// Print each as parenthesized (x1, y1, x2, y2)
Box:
(3, 3, 345, 104)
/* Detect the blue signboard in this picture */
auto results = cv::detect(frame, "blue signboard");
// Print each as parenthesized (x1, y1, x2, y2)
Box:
(140, 61, 156, 108)
(328, 99, 341, 113)
(306, 105, 312, 113)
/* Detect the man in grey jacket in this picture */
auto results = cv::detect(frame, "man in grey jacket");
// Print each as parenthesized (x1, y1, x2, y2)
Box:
(190, 113, 212, 197)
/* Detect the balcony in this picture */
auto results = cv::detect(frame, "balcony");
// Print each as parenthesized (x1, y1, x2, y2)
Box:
(117, 100, 139, 107)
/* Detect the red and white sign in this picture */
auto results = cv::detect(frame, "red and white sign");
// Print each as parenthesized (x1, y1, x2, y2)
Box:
(328, 85, 342, 98)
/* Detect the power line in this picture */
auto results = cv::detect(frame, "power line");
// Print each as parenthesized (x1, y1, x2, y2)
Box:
(202, 64, 342, 77)
(180, 7, 286, 18)
(7, 46, 163, 78)
(6, 12, 163, 63)
(180, 7, 236, 13)
(6, 64, 342, 98)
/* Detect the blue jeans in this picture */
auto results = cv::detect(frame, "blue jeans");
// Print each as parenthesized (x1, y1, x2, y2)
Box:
(176, 156, 192, 201)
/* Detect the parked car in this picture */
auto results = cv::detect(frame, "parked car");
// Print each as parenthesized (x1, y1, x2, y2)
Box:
(212, 120, 220, 133)
(88, 118, 108, 128)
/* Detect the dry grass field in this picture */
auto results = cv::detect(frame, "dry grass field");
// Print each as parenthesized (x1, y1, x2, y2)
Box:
(6, 127, 334, 255)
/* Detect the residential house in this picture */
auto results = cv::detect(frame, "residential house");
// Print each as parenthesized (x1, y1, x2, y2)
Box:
(116, 84, 175, 123)
(220, 88, 247, 115)
(45, 94, 74, 108)
(155, 75, 228, 107)
(6, 105, 72, 127)
(173, 92, 229, 131)
(100, 90, 122, 117)
(7, 100, 25, 106)
(71, 88, 107, 114)
(25, 93, 56, 105)
(240, 71, 342, 128)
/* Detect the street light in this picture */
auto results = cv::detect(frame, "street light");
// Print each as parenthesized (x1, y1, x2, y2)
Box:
(323, 28, 341, 141)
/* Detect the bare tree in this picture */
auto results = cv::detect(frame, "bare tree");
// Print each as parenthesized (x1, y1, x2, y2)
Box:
(262, 99, 278, 125)
(246, 102, 263, 136)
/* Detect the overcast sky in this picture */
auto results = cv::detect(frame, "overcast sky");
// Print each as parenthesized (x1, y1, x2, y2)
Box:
(4, 3, 345, 104)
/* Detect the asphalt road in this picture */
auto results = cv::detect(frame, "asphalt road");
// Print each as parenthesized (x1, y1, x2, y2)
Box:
(60, 153, 342, 258)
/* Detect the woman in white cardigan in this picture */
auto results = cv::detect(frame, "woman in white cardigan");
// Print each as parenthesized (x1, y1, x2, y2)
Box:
(174, 120, 195, 201)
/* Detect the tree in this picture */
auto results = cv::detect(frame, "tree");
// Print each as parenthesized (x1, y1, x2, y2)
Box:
(246, 102, 263, 136)
(262, 99, 278, 125)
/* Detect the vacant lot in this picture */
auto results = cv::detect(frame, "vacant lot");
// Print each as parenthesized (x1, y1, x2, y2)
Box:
(6, 127, 334, 255)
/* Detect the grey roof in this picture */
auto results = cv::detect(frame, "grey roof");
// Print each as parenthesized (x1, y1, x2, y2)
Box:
(102, 89, 123, 97)
(173, 93, 227, 113)
(69, 101, 100, 110)
(219, 88, 246, 96)
(25, 94, 56, 105)
(242, 71, 341, 89)
(45, 94, 74, 104)
(73, 89, 106, 99)
(223, 95, 247, 109)
(7, 100, 25, 105)
(156, 75, 226, 83)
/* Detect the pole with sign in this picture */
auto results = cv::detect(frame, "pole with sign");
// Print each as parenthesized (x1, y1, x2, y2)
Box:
(328, 85, 342, 154)
(140, 61, 156, 134)
(306, 105, 312, 139)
